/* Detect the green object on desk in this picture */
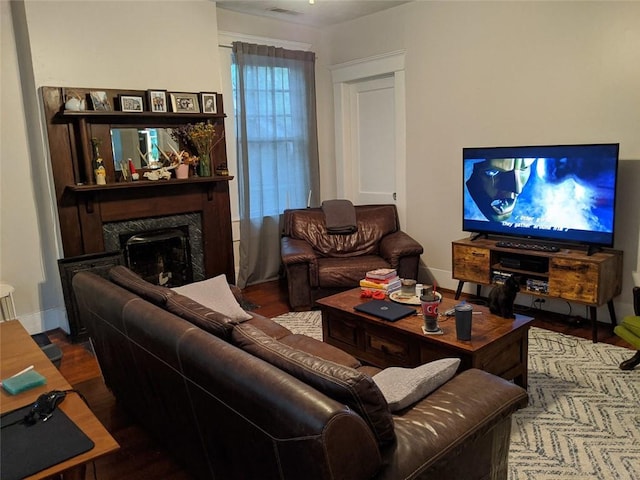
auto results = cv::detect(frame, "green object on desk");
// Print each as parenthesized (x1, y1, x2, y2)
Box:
(1, 369, 46, 395)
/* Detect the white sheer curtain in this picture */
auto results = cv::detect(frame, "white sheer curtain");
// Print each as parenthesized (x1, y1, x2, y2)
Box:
(232, 42, 320, 288)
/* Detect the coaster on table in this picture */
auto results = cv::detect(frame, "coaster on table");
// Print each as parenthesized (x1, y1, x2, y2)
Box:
(421, 326, 444, 335)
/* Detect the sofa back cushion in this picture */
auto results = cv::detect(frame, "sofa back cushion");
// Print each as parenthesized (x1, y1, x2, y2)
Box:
(109, 266, 174, 306)
(285, 205, 399, 257)
(165, 293, 236, 339)
(231, 323, 395, 445)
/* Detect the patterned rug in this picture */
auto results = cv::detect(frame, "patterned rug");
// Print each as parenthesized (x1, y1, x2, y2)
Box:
(272, 311, 640, 480)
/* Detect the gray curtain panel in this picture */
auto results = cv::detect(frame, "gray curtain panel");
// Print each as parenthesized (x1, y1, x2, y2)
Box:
(232, 41, 320, 288)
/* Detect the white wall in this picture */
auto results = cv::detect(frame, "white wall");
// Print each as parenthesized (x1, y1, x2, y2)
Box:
(2, 0, 224, 333)
(1, 1, 61, 333)
(3, 1, 639, 333)
(326, 1, 640, 318)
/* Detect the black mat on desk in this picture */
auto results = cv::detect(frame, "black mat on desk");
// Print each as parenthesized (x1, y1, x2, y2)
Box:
(1, 403, 95, 480)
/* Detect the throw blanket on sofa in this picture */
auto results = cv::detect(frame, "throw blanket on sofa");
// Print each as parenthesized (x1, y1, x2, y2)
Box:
(322, 199, 357, 234)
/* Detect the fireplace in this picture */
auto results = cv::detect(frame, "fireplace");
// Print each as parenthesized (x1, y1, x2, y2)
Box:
(121, 227, 192, 287)
(41, 85, 235, 300)
(103, 213, 205, 283)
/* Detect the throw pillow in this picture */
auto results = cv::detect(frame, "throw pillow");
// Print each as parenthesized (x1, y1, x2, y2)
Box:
(172, 275, 252, 322)
(373, 358, 461, 412)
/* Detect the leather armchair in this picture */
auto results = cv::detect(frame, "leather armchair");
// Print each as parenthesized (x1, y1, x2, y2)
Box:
(281, 204, 423, 310)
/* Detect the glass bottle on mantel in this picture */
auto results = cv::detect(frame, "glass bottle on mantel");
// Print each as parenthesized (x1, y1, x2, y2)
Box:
(91, 138, 107, 185)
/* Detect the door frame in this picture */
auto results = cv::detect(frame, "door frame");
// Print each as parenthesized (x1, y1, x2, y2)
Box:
(331, 51, 406, 226)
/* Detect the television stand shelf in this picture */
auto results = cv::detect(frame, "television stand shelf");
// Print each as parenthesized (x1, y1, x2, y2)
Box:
(451, 237, 623, 343)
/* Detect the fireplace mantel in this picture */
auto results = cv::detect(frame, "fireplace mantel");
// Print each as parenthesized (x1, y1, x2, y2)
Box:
(42, 85, 235, 284)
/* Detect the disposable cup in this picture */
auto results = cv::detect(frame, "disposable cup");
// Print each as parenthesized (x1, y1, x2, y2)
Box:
(420, 292, 441, 332)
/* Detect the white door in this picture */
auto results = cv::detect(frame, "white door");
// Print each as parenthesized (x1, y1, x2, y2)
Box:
(332, 51, 406, 226)
(349, 75, 396, 205)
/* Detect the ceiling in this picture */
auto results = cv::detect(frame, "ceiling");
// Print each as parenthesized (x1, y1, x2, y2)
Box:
(216, 0, 412, 28)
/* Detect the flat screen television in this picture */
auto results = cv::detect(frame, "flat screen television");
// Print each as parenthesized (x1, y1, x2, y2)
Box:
(463, 143, 619, 250)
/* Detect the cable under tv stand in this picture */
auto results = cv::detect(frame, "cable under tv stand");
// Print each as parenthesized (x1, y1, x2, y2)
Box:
(452, 237, 623, 343)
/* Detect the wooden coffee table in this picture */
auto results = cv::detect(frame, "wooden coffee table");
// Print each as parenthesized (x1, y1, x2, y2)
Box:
(316, 289, 533, 388)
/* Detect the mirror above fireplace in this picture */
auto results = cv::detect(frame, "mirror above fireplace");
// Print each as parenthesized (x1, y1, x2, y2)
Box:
(110, 127, 179, 171)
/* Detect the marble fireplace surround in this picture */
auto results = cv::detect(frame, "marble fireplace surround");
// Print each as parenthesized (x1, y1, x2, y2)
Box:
(103, 213, 205, 282)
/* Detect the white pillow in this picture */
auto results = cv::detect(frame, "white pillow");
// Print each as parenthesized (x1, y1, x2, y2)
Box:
(171, 275, 252, 322)
(373, 358, 461, 411)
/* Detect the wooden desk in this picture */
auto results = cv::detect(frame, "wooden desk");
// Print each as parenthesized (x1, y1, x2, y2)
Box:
(0, 320, 119, 479)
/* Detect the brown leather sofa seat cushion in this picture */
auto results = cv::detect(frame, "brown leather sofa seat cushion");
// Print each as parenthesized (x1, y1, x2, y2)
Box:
(287, 206, 398, 257)
(317, 256, 390, 287)
(231, 323, 395, 446)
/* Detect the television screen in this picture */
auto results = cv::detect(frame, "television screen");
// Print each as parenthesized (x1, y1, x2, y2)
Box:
(463, 143, 619, 248)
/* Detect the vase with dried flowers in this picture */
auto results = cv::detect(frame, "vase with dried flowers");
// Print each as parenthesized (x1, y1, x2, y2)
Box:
(171, 122, 224, 177)
(166, 149, 197, 179)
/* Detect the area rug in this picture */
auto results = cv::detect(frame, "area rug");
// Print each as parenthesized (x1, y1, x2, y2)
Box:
(272, 311, 640, 480)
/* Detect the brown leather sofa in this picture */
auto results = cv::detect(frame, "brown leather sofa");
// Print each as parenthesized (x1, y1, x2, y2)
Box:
(281, 204, 424, 310)
(73, 266, 527, 480)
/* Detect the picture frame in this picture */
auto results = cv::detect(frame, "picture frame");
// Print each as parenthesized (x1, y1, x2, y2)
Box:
(119, 95, 144, 113)
(200, 92, 217, 114)
(147, 90, 167, 113)
(169, 92, 200, 113)
(89, 91, 112, 111)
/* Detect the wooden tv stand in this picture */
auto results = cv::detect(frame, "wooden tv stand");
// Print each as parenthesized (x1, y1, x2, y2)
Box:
(452, 237, 623, 342)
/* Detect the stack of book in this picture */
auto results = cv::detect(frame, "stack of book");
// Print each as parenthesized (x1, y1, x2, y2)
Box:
(359, 268, 401, 294)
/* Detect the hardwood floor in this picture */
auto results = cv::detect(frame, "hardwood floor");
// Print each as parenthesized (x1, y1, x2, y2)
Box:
(47, 280, 632, 480)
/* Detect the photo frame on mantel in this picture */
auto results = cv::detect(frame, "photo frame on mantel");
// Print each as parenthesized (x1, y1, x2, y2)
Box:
(169, 92, 200, 113)
(201, 92, 217, 114)
(147, 90, 167, 113)
(89, 91, 112, 111)
(119, 95, 144, 112)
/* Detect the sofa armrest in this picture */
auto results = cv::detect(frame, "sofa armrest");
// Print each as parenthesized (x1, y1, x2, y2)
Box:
(281, 237, 318, 265)
(377, 369, 528, 480)
(379, 231, 424, 265)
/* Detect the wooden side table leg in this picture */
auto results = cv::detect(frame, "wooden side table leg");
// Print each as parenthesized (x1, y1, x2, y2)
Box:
(607, 300, 617, 327)
(589, 306, 598, 343)
(455, 281, 464, 300)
